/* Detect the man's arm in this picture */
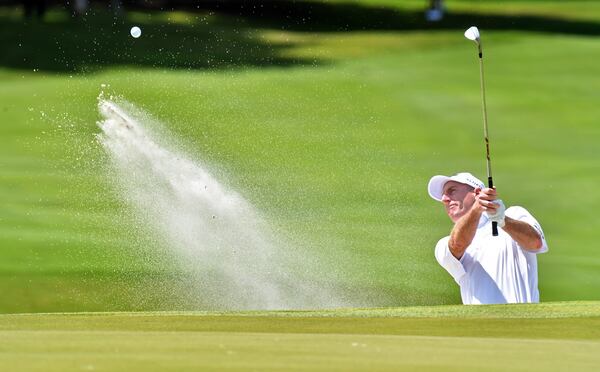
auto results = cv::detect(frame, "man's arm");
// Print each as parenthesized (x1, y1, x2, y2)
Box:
(448, 204, 482, 259)
(502, 217, 543, 252)
(478, 188, 544, 252)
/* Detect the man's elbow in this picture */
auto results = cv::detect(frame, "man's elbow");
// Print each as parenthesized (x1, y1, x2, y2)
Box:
(448, 240, 467, 259)
(523, 235, 543, 252)
(534, 236, 543, 250)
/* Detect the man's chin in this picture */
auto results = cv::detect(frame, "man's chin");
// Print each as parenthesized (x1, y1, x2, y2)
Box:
(447, 211, 461, 223)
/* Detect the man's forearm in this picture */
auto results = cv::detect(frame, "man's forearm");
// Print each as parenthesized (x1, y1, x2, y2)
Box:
(448, 207, 481, 259)
(502, 217, 543, 251)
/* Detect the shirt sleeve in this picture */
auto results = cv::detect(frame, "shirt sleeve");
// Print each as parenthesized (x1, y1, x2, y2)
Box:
(434, 236, 467, 284)
(505, 206, 549, 254)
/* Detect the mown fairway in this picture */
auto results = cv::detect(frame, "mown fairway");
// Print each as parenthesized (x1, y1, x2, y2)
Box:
(2, 1, 600, 313)
(1, 301, 600, 371)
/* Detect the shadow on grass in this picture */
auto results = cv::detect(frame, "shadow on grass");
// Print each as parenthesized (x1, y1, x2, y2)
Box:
(193, 0, 600, 35)
(1, 0, 600, 73)
(0, 5, 318, 73)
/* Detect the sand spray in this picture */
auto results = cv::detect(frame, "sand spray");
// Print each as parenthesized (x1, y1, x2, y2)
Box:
(96, 97, 349, 310)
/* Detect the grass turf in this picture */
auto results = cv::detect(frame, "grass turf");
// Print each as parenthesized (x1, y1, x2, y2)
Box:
(2, 1, 600, 312)
(1, 301, 600, 371)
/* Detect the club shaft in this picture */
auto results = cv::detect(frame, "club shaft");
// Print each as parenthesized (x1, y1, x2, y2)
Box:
(478, 55, 492, 180)
(478, 49, 499, 236)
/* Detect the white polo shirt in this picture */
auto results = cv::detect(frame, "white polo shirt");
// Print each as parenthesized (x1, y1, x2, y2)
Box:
(435, 206, 548, 304)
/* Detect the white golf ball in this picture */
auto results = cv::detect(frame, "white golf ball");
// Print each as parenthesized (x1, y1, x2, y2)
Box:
(130, 26, 141, 38)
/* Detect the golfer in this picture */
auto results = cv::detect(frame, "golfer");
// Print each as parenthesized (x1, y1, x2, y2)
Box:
(428, 172, 548, 304)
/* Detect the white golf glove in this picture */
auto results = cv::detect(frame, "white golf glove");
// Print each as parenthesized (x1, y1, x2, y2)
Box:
(485, 199, 506, 227)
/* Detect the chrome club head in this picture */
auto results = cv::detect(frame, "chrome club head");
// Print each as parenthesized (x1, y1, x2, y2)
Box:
(464, 26, 480, 43)
(464, 26, 482, 56)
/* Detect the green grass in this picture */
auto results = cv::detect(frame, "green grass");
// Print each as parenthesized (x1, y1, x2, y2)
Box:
(2, 1, 600, 313)
(1, 302, 600, 371)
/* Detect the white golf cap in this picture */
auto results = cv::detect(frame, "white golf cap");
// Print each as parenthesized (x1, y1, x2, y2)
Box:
(428, 172, 485, 201)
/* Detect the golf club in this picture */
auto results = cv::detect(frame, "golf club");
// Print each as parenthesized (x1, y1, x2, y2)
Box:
(464, 26, 498, 236)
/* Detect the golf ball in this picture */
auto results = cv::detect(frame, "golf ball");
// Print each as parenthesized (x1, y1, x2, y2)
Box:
(130, 26, 141, 38)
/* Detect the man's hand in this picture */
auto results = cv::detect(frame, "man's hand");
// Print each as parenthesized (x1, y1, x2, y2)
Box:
(486, 199, 506, 227)
(474, 187, 506, 227)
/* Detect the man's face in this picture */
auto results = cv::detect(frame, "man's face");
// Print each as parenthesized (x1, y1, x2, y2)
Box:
(441, 181, 476, 223)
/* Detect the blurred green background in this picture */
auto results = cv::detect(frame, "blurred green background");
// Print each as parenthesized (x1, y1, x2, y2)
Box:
(1, 0, 600, 313)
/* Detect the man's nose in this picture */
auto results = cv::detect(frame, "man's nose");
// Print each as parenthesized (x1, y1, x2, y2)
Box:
(441, 193, 450, 203)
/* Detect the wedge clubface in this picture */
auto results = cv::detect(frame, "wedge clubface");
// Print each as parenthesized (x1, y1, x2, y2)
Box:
(464, 26, 498, 236)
